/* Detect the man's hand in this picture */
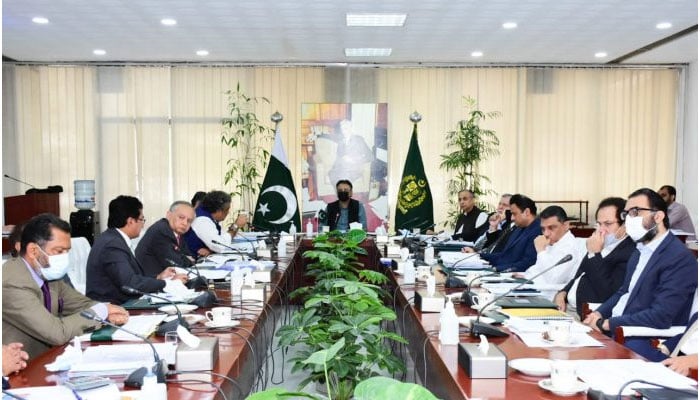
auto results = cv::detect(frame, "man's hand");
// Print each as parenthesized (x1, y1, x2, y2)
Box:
(553, 291, 567, 312)
(197, 248, 211, 257)
(534, 235, 548, 253)
(586, 230, 605, 254)
(488, 213, 503, 232)
(662, 355, 698, 376)
(583, 311, 603, 331)
(157, 267, 179, 280)
(173, 273, 189, 284)
(2, 343, 29, 376)
(106, 304, 129, 326)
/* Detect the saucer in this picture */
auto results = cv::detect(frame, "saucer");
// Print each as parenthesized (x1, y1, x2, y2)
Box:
(204, 320, 240, 329)
(158, 304, 197, 315)
(538, 379, 588, 396)
(541, 332, 576, 346)
(509, 358, 552, 376)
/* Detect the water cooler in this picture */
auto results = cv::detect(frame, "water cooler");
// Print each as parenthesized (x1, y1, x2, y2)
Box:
(69, 180, 100, 245)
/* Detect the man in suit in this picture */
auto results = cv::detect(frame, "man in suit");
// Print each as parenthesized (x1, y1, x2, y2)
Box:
(464, 194, 540, 272)
(2, 214, 129, 359)
(136, 201, 195, 277)
(86, 195, 187, 304)
(473, 193, 512, 252)
(451, 189, 488, 242)
(583, 188, 698, 359)
(554, 197, 636, 319)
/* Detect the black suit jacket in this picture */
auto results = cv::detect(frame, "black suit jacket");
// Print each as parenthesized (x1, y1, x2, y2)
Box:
(86, 228, 166, 304)
(560, 237, 636, 319)
(135, 218, 191, 278)
(452, 207, 488, 242)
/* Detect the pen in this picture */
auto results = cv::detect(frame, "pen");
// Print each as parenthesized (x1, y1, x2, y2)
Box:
(70, 388, 84, 400)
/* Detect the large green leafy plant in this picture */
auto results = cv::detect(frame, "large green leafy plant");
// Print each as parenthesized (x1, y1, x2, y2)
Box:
(221, 82, 275, 213)
(440, 96, 501, 224)
(276, 230, 407, 400)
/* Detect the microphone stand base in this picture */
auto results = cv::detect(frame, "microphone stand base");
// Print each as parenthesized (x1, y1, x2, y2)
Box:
(470, 322, 508, 338)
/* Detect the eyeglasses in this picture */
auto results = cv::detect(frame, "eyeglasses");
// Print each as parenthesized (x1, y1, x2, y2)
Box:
(620, 207, 656, 220)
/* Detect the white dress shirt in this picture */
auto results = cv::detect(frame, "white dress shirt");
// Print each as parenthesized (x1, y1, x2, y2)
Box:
(525, 231, 586, 287)
(190, 216, 233, 253)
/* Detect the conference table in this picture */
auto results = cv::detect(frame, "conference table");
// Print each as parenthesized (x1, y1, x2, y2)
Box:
(7, 237, 648, 399)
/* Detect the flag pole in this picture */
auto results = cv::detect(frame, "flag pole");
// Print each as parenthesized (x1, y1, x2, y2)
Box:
(409, 111, 422, 125)
(271, 111, 283, 129)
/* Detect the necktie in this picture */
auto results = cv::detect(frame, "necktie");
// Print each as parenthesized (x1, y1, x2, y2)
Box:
(41, 280, 51, 312)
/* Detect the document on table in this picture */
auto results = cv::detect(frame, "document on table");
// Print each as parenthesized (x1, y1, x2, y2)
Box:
(68, 343, 173, 376)
(506, 317, 603, 348)
(5, 384, 120, 400)
(77, 314, 166, 342)
(576, 359, 698, 395)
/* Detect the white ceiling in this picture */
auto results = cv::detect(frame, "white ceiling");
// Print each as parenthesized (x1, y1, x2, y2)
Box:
(2, 0, 698, 65)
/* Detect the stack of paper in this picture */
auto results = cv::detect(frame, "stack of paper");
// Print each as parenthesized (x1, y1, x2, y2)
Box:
(68, 343, 172, 376)
(576, 359, 698, 395)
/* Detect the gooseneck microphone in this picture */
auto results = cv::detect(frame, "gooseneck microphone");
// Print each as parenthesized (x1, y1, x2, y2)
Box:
(212, 239, 256, 260)
(121, 286, 189, 335)
(471, 254, 574, 337)
(79, 310, 165, 386)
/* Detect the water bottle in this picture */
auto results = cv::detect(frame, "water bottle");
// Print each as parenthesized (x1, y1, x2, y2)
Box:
(438, 301, 459, 345)
(403, 260, 416, 285)
(306, 219, 313, 237)
(289, 223, 297, 236)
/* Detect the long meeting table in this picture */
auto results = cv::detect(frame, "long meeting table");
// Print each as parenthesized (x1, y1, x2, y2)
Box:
(7, 237, 649, 399)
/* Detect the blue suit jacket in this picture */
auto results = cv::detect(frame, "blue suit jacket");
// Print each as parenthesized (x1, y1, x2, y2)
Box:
(597, 233, 697, 333)
(481, 218, 540, 272)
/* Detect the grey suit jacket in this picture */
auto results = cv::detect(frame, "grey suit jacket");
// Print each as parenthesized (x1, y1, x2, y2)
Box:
(2, 257, 100, 359)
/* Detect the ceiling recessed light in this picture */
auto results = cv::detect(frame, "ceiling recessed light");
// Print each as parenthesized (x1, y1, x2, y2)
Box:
(502, 22, 518, 29)
(594, 52, 607, 58)
(471, 51, 483, 57)
(344, 48, 392, 57)
(32, 17, 49, 24)
(346, 13, 407, 27)
(656, 22, 672, 30)
(93, 49, 106, 56)
(161, 18, 177, 26)
(196, 50, 209, 56)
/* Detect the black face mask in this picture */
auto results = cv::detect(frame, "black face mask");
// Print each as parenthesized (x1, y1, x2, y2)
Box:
(337, 191, 350, 202)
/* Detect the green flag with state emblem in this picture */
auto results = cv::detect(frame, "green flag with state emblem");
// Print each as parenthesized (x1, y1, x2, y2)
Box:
(394, 123, 434, 232)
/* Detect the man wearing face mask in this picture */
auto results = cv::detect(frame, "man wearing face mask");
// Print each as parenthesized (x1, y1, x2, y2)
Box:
(554, 197, 636, 319)
(323, 180, 367, 231)
(2, 214, 129, 359)
(583, 188, 698, 359)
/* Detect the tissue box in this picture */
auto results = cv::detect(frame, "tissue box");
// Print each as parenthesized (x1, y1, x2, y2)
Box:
(176, 336, 219, 371)
(414, 290, 445, 313)
(457, 343, 507, 379)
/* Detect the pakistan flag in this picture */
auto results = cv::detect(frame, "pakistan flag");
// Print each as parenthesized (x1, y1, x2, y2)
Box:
(394, 123, 434, 232)
(253, 126, 301, 232)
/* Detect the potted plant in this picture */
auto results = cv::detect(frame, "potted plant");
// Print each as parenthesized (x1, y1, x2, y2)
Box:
(246, 338, 438, 400)
(276, 230, 407, 400)
(221, 82, 275, 213)
(439, 96, 501, 223)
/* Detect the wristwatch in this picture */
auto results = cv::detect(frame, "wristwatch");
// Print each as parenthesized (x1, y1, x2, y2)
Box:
(596, 318, 608, 333)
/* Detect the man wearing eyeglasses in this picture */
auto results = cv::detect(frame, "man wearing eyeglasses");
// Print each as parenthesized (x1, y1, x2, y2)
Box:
(86, 195, 187, 305)
(583, 188, 698, 360)
(554, 197, 636, 319)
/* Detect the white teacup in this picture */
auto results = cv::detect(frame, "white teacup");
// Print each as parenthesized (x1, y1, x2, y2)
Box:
(416, 265, 432, 280)
(550, 360, 577, 390)
(206, 307, 233, 326)
(471, 291, 496, 309)
(547, 321, 572, 345)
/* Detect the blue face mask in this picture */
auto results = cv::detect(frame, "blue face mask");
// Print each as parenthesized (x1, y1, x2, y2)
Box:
(37, 247, 71, 281)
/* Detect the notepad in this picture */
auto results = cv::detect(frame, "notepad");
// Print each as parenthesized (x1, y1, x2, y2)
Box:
(499, 308, 570, 319)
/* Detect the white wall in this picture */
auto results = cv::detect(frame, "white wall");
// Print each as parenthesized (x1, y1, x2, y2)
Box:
(679, 60, 698, 230)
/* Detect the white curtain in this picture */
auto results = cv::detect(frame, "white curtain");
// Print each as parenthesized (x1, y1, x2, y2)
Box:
(2, 64, 683, 231)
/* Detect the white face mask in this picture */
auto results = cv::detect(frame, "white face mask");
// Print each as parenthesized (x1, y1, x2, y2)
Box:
(37, 247, 71, 281)
(603, 233, 617, 247)
(625, 215, 656, 242)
